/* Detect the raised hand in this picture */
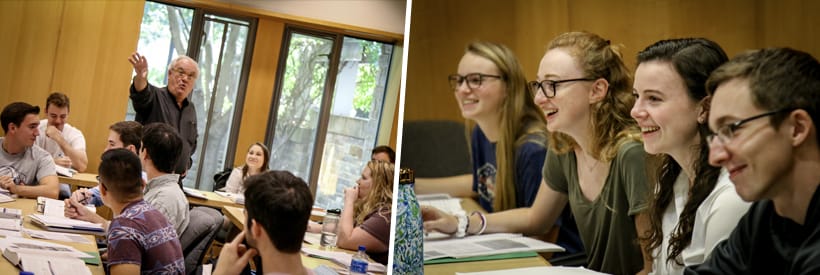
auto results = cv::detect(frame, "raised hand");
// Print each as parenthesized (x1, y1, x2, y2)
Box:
(128, 52, 149, 91)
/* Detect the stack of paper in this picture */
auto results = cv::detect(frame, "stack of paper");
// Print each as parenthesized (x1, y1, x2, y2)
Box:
(302, 247, 386, 273)
(183, 187, 208, 199)
(424, 233, 564, 262)
(214, 191, 245, 204)
(0, 237, 92, 275)
(455, 266, 610, 275)
(28, 214, 104, 235)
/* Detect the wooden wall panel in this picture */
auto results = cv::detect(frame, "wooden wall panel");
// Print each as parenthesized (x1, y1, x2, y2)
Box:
(0, 0, 144, 173)
(0, 1, 63, 106)
(404, 0, 820, 124)
(232, 18, 284, 166)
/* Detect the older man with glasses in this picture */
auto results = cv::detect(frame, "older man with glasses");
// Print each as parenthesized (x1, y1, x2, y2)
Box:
(685, 48, 820, 274)
(128, 52, 199, 179)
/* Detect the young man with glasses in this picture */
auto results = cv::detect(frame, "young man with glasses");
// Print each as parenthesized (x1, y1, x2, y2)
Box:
(128, 52, 199, 177)
(685, 48, 820, 274)
(94, 148, 184, 274)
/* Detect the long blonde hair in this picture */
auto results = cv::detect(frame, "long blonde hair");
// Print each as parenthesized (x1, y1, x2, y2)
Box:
(463, 41, 548, 211)
(545, 32, 640, 161)
(354, 160, 394, 225)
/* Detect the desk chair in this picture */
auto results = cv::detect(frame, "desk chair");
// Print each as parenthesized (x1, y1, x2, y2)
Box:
(400, 120, 471, 177)
(180, 206, 223, 275)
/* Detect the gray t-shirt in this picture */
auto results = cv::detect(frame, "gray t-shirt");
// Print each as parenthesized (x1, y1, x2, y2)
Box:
(143, 173, 190, 236)
(0, 137, 57, 186)
(544, 141, 650, 275)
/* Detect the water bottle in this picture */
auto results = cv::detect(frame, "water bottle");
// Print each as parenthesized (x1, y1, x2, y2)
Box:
(320, 209, 341, 248)
(392, 168, 424, 274)
(349, 245, 369, 275)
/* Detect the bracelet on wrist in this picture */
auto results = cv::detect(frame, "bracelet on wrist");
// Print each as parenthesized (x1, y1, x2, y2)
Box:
(471, 211, 487, 235)
(454, 211, 467, 238)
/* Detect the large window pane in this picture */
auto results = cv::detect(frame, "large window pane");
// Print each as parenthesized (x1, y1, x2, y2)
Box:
(185, 15, 250, 190)
(268, 33, 334, 182)
(127, 2, 193, 119)
(313, 38, 393, 210)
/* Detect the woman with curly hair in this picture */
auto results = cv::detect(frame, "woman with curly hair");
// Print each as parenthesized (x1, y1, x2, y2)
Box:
(424, 32, 652, 274)
(337, 160, 394, 265)
(631, 38, 750, 274)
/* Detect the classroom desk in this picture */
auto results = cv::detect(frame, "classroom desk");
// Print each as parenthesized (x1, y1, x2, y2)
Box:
(59, 173, 99, 192)
(220, 205, 385, 273)
(186, 190, 243, 209)
(423, 198, 551, 274)
(0, 198, 104, 275)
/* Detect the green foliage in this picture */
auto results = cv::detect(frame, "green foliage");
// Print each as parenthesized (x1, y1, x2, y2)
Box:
(352, 41, 383, 117)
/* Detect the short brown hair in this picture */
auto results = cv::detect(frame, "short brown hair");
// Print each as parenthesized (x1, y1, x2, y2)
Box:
(45, 92, 70, 111)
(706, 48, 820, 141)
(110, 121, 143, 152)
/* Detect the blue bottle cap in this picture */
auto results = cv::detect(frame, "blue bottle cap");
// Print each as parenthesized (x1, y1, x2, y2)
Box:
(20, 272, 35, 275)
(358, 245, 366, 251)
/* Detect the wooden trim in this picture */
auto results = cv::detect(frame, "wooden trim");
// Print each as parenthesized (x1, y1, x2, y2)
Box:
(159, 0, 403, 43)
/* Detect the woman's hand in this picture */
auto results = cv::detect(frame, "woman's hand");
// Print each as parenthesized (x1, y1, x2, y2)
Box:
(343, 186, 359, 206)
(421, 206, 458, 235)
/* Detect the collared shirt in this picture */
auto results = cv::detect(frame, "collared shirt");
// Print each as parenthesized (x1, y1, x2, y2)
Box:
(130, 83, 197, 173)
(143, 173, 189, 236)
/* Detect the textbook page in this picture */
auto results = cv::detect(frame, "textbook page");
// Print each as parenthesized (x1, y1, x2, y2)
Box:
(455, 266, 610, 275)
(19, 252, 91, 275)
(423, 233, 564, 261)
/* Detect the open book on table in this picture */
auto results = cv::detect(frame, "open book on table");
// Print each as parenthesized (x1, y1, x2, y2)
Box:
(0, 236, 92, 275)
(423, 233, 564, 262)
(28, 214, 105, 235)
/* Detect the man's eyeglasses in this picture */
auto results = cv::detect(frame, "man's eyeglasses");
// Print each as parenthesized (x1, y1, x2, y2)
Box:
(171, 68, 196, 80)
(706, 109, 793, 145)
(528, 78, 596, 98)
(448, 73, 503, 90)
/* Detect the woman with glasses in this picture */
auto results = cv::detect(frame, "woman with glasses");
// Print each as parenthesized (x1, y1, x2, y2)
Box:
(417, 41, 583, 255)
(424, 32, 651, 274)
(337, 160, 394, 265)
(631, 38, 750, 274)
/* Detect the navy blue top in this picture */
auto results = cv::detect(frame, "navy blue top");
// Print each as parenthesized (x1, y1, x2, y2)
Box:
(470, 126, 583, 255)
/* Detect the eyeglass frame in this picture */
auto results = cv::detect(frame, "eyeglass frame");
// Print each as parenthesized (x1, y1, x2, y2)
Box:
(170, 67, 197, 80)
(706, 108, 794, 146)
(448, 73, 504, 90)
(528, 78, 597, 98)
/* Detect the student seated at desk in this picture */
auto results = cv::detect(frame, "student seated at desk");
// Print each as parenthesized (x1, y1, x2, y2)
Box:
(71, 121, 144, 207)
(66, 123, 190, 236)
(423, 32, 653, 275)
(631, 38, 750, 274)
(685, 48, 820, 274)
(0, 102, 60, 199)
(338, 160, 393, 265)
(213, 171, 337, 275)
(223, 142, 269, 194)
(93, 148, 184, 274)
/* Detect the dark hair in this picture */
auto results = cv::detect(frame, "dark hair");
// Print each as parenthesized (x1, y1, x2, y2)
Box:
(244, 170, 312, 253)
(707, 47, 820, 144)
(637, 38, 728, 265)
(371, 145, 396, 163)
(1, 102, 40, 133)
(141, 123, 183, 173)
(98, 148, 143, 200)
(242, 142, 270, 180)
(110, 121, 143, 152)
(45, 92, 70, 111)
